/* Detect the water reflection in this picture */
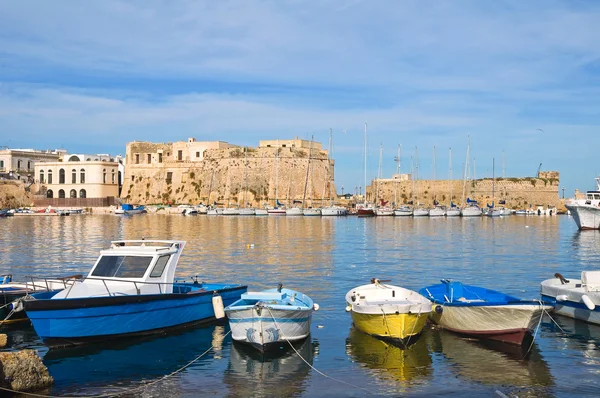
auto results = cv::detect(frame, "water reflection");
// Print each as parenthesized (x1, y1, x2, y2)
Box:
(43, 325, 226, 397)
(223, 337, 317, 398)
(345, 326, 431, 392)
(571, 230, 600, 264)
(429, 329, 553, 396)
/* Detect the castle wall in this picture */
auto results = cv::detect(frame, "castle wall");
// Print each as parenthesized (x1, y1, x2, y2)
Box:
(122, 142, 336, 206)
(367, 174, 560, 209)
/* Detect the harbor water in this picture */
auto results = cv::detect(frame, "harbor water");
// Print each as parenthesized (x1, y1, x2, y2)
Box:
(1, 214, 599, 397)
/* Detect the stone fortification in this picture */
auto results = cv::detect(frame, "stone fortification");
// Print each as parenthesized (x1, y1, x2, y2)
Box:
(122, 140, 335, 206)
(367, 173, 560, 209)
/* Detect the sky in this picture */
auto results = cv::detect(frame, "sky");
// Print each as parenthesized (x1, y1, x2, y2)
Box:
(1, 0, 599, 196)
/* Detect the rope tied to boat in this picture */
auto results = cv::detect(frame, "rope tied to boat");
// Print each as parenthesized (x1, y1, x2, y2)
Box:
(264, 306, 372, 394)
(521, 300, 545, 360)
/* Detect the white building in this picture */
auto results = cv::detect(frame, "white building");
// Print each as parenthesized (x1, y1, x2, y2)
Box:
(0, 148, 62, 180)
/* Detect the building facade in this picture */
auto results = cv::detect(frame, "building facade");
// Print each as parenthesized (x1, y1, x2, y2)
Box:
(34, 156, 120, 200)
(0, 148, 62, 180)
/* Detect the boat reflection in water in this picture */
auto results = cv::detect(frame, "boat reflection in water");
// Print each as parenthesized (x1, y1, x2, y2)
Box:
(345, 326, 432, 394)
(223, 337, 318, 397)
(43, 325, 227, 397)
(429, 329, 553, 397)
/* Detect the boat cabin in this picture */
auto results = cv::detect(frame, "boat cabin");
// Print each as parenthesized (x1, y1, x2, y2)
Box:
(52, 240, 186, 299)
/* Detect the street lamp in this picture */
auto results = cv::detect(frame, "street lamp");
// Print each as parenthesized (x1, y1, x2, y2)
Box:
(341, 185, 344, 196)
(562, 186, 565, 199)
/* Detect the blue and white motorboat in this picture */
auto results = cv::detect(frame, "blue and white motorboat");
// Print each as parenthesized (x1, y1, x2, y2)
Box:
(21, 240, 247, 347)
(541, 271, 600, 325)
(224, 285, 318, 351)
(420, 280, 550, 345)
(114, 204, 146, 215)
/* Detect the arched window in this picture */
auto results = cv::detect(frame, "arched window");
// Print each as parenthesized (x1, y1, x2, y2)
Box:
(59, 169, 65, 184)
(58, 189, 65, 198)
(80, 169, 85, 184)
(47, 189, 53, 198)
(72, 169, 77, 184)
(70, 189, 77, 198)
(111, 170, 115, 184)
(48, 170, 53, 184)
(27, 161, 31, 170)
(68, 155, 80, 162)
(79, 189, 86, 198)
(86, 158, 91, 161)
(103, 169, 107, 184)
(39, 170, 45, 184)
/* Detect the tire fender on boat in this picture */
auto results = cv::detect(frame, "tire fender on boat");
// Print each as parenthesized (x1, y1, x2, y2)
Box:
(434, 305, 443, 314)
(212, 294, 225, 319)
(556, 294, 569, 302)
(313, 303, 320, 311)
(582, 295, 595, 311)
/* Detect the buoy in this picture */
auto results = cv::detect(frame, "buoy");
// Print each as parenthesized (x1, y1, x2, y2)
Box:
(313, 303, 320, 311)
(582, 294, 595, 310)
(556, 294, 569, 302)
(345, 305, 352, 312)
(212, 294, 225, 319)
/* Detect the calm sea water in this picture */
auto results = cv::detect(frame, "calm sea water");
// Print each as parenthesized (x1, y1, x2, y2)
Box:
(1, 214, 600, 397)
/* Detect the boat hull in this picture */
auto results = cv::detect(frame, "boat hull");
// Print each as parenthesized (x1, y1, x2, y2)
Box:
(428, 303, 546, 345)
(350, 311, 428, 342)
(321, 207, 347, 216)
(357, 208, 375, 217)
(24, 285, 247, 346)
(461, 207, 482, 217)
(541, 276, 600, 324)
(226, 306, 312, 351)
(394, 209, 413, 216)
(446, 209, 461, 217)
(565, 203, 600, 230)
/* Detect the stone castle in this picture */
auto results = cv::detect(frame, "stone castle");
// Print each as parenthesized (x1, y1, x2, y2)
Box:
(121, 138, 336, 206)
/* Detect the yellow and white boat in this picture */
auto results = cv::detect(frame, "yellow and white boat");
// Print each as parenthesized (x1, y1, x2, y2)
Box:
(345, 279, 432, 342)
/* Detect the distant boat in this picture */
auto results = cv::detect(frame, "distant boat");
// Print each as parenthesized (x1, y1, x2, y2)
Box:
(225, 285, 318, 352)
(346, 279, 431, 343)
(115, 204, 145, 215)
(565, 176, 600, 229)
(420, 280, 550, 345)
(394, 205, 413, 217)
(486, 158, 501, 217)
(358, 123, 375, 216)
(21, 240, 247, 346)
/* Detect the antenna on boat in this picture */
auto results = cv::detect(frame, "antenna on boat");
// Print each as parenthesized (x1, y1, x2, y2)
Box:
(277, 282, 283, 292)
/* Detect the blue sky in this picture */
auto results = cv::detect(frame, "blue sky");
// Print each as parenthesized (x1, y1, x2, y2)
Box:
(1, 0, 599, 196)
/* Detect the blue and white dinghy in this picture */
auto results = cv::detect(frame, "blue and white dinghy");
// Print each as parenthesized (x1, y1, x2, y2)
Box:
(224, 284, 319, 352)
(20, 240, 247, 347)
(541, 271, 600, 325)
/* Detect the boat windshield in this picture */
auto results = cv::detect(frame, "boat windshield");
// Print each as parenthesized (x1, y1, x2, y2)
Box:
(92, 255, 154, 278)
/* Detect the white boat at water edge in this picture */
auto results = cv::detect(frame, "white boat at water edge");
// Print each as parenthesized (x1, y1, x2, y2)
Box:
(461, 205, 482, 217)
(413, 207, 429, 217)
(267, 207, 286, 216)
(302, 208, 321, 216)
(446, 207, 461, 217)
(394, 206, 413, 216)
(254, 208, 268, 216)
(375, 207, 394, 216)
(429, 205, 446, 217)
(239, 208, 256, 216)
(225, 286, 318, 352)
(541, 271, 600, 325)
(321, 206, 348, 216)
(285, 207, 303, 216)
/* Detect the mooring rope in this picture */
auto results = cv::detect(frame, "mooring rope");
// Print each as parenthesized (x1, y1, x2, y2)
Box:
(521, 301, 545, 360)
(265, 306, 372, 395)
(0, 329, 231, 398)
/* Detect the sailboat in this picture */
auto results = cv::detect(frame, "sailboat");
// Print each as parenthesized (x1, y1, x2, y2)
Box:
(239, 147, 256, 216)
(222, 165, 240, 215)
(206, 169, 223, 215)
(412, 147, 429, 217)
(429, 145, 446, 217)
(461, 136, 482, 217)
(446, 147, 461, 217)
(285, 150, 303, 216)
(322, 129, 347, 216)
(303, 136, 321, 216)
(268, 141, 286, 216)
(486, 158, 502, 217)
(393, 145, 413, 216)
(357, 123, 375, 216)
(375, 144, 394, 216)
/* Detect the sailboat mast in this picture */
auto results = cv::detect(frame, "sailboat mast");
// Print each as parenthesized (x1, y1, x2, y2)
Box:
(376, 143, 383, 207)
(492, 157, 495, 207)
(395, 144, 400, 206)
(302, 135, 314, 207)
(364, 122, 367, 204)
(275, 138, 279, 206)
(462, 136, 469, 207)
(449, 147, 452, 206)
(328, 128, 333, 205)
(244, 147, 248, 208)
